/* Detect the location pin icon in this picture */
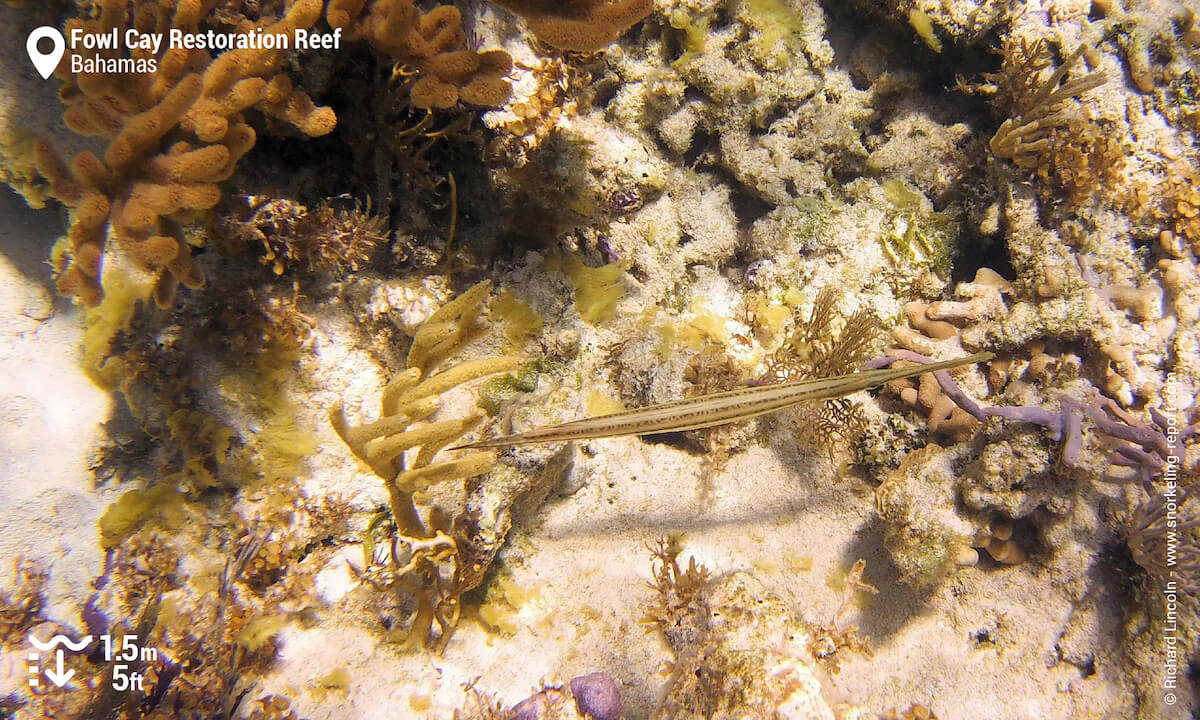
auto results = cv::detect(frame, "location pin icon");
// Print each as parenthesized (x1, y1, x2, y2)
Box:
(27, 27, 66, 80)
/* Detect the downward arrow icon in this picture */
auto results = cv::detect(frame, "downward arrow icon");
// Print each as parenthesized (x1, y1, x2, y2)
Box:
(44, 650, 74, 687)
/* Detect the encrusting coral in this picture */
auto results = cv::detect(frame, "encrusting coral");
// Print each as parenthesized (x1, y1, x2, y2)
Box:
(36, 0, 336, 307)
(331, 279, 522, 649)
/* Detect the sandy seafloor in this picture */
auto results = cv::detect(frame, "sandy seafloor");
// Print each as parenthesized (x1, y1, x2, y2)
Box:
(0, 214, 1137, 719)
(2, 0, 1199, 718)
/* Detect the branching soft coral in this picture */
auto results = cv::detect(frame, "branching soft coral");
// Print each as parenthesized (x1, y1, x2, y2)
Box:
(988, 44, 1107, 167)
(765, 287, 880, 454)
(331, 280, 521, 650)
(37, 0, 335, 307)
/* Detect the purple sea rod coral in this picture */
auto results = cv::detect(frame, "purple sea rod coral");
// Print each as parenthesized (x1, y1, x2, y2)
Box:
(866, 351, 1200, 596)
(864, 350, 1199, 480)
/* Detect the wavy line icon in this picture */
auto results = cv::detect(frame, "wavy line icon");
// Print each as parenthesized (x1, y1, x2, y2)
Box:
(29, 634, 93, 652)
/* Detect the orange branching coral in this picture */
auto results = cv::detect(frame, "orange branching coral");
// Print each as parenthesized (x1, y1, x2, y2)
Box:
(488, 55, 603, 165)
(37, 0, 336, 307)
(326, 0, 513, 109)
(489, 0, 655, 53)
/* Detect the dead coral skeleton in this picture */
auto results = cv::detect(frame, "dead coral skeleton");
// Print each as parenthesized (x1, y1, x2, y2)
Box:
(332, 280, 521, 650)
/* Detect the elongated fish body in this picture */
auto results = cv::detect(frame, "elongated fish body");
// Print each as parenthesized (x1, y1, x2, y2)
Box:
(456, 351, 992, 449)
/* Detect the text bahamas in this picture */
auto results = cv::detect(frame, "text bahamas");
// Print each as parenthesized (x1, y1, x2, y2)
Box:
(69, 28, 343, 74)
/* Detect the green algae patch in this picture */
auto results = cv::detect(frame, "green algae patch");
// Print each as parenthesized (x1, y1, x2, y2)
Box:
(99, 484, 187, 548)
(549, 253, 629, 324)
(478, 359, 550, 415)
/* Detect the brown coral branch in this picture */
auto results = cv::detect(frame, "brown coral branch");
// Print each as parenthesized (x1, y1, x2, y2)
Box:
(989, 45, 1107, 165)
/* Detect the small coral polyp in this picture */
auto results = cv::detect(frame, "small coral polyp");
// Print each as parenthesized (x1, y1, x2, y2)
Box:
(37, 0, 336, 307)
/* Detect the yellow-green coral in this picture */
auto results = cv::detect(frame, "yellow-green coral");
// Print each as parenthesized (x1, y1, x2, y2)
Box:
(406, 280, 495, 373)
(330, 279, 523, 650)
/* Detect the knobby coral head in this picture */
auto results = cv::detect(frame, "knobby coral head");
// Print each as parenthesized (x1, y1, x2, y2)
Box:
(325, 0, 514, 109)
(488, 0, 655, 52)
